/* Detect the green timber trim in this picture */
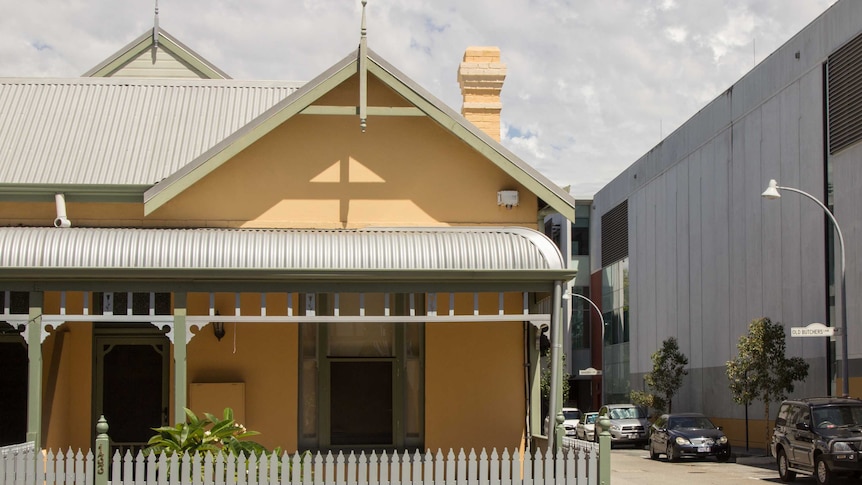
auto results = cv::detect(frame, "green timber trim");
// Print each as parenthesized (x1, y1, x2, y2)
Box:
(300, 106, 424, 116)
(366, 61, 576, 221)
(143, 62, 358, 215)
(0, 184, 148, 203)
(26, 291, 43, 449)
(173, 293, 188, 423)
(0, 269, 575, 289)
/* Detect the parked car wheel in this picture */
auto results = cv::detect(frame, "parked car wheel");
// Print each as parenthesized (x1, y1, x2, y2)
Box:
(716, 449, 731, 463)
(776, 449, 796, 482)
(815, 455, 831, 485)
(666, 442, 677, 462)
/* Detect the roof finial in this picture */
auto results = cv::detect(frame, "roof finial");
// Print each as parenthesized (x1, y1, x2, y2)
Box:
(153, 0, 160, 50)
(359, 0, 368, 132)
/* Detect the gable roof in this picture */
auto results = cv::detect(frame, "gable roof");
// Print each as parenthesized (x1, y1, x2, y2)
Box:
(83, 28, 230, 79)
(1, 48, 575, 220)
(143, 48, 577, 220)
(0, 78, 301, 202)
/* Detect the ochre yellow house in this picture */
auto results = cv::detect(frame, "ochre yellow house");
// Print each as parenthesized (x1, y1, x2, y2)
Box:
(0, 20, 575, 456)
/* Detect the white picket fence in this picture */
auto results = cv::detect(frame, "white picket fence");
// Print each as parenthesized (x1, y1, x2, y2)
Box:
(1, 444, 599, 485)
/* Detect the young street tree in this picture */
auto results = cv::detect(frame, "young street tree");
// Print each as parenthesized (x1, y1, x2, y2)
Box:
(644, 337, 688, 413)
(726, 317, 809, 453)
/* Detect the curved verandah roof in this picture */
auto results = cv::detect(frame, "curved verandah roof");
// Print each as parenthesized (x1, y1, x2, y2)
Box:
(0, 226, 573, 293)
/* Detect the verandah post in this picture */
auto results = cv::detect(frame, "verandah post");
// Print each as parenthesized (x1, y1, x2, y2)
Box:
(94, 416, 110, 485)
(597, 415, 611, 485)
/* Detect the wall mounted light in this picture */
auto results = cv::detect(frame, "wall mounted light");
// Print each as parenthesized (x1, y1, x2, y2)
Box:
(213, 311, 226, 341)
(497, 190, 519, 209)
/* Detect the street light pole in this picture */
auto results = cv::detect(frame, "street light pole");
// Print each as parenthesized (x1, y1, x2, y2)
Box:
(565, 291, 606, 406)
(761, 179, 849, 396)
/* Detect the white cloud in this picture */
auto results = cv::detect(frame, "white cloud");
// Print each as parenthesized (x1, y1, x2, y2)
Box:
(665, 26, 688, 43)
(0, 0, 841, 196)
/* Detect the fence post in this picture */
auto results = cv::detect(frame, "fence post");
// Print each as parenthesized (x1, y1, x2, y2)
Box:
(597, 415, 611, 485)
(95, 415, 110, 485)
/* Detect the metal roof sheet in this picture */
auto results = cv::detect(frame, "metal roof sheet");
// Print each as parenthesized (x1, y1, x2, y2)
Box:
(0, 226, 568, 282)
(0, 78, 301, 185)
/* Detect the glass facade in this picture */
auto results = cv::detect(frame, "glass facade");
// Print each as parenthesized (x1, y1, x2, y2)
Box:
(602, 258, 629, 403)
(570, 286, 591, 349)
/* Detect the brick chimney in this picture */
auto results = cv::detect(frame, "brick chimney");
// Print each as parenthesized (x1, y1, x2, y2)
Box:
(457, 46, 507, 141)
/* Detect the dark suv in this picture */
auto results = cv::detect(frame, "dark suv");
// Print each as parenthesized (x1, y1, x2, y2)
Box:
(771, 397, 862, 484)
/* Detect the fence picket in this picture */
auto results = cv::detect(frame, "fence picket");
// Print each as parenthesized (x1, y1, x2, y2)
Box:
(21, 450, 32, 485)
(467, 449, 477, 485)
(380, 451, 390, 485)
(293, 452, 305, 485)
(1, 445, 599, 485)
(389, 451, 399, 485)
(134, 451, 145, 485)
(225, 452, 236, 485)
(565, 448, 575, 485)
(427, 451, 438, 485)
(411, 451, 421, 484)
(249, 453, 259, 485)
(400, 452, 411, 485)
(269, 452, 280, 485)
(524, 449, 534, 485)
(544, 447, 554, 483)
(356, 451, 371, 485)
(71, 451, 78, 485)
(332, 452, 342, 485)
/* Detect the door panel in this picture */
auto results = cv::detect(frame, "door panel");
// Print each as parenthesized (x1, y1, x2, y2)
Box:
(329, 361, 393, 446)
(0, 339, 27, 446)
(95, 335, 169, 452)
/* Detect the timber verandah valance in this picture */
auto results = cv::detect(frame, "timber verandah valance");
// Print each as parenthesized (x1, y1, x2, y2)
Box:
(0, 226, 573, 292)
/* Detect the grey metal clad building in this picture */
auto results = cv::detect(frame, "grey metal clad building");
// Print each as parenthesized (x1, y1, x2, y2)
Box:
(591, 0, 862, 427)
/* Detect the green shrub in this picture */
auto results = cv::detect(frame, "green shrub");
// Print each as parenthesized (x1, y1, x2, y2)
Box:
(145, 407, 274, 457)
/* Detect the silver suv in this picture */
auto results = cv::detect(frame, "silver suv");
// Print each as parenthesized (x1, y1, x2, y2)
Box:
(597, 403, 650, 447)
(771, 397, 862, 484)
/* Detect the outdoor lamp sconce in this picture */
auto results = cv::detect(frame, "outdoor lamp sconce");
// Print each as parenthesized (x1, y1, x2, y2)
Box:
(212, 311, 226, 341)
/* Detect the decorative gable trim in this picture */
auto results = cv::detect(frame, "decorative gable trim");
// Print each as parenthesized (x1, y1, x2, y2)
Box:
(83, 29, 230, 80)
(143, 49, 575, 220)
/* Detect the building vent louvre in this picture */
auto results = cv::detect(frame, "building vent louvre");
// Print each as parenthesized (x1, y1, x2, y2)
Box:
(601, 201, 628, 267)
(828, 31, 862, 154)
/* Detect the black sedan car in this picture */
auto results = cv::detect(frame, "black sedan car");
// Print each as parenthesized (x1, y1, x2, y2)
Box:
(649, 413, 731, 462)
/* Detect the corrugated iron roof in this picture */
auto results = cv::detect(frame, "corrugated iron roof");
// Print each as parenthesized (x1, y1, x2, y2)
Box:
(0, 226, 569, 283)
(0, 78, 300, 185)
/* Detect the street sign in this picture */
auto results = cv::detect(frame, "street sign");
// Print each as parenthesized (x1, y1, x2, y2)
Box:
(579, 367, 602, 376)
(791, 322, 835, 337)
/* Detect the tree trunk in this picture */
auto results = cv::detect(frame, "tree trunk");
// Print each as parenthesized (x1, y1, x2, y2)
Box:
(764, 400, 771, 456)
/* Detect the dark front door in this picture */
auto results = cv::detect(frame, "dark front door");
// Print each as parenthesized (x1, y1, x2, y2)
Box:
(329, 360, 394, 446)
(0, 334, 27, 446)
(94, 332, 169, 452)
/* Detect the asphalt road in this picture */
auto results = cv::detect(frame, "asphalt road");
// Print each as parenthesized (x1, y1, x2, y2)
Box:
(607, 445, 858, 484)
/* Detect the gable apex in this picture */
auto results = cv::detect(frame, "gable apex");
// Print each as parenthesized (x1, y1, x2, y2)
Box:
(84, 28, 230, 79)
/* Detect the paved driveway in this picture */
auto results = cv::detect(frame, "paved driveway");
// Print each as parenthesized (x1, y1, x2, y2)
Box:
(607, 446, 845, 484)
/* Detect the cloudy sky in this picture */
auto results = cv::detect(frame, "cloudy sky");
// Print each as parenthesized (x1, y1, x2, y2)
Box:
(0, 0, 839, 197)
